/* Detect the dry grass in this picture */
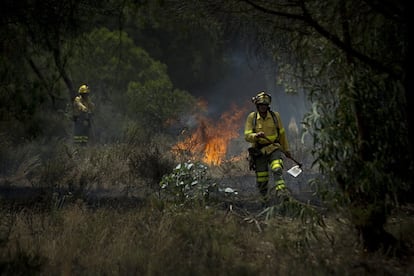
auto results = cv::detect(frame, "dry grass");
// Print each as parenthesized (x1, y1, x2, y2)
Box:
(0, 200, 413, 275)
(1, 140, 413, 275)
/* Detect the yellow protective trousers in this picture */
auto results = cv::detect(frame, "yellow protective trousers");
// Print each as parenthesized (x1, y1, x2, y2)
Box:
(254, 149, 285, 199)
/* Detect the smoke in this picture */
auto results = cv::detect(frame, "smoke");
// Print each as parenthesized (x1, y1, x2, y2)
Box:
(172, 46, 312, 163)
(190, 48, 309, 133)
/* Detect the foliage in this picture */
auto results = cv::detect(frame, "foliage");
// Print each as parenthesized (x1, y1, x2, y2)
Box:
(0, 0, 410, 261)
(126, 75, 196, 130)
(160, 160, 218, 206)
(0, 52, 69, 142)
(181, 0, 409, 253)
(1, 2, 207, 144)
(128, 140, 176, 192)
(0, 125, 413, 275)
(67, 27, 197, 140)
(124, 1, 229, 91)
(0, 0, 118, 142)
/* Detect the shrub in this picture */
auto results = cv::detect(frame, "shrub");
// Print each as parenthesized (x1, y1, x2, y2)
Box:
(159, 160, 218, 206)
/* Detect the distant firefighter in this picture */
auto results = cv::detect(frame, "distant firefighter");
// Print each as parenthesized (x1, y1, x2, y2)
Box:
(73, 84, 95, 146)
(244, 91, 291, 205)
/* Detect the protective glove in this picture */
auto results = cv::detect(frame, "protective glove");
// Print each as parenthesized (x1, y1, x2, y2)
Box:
(255, 131, 265, 139)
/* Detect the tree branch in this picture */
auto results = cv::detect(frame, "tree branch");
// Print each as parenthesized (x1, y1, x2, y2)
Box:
(242, 0, 402, 79)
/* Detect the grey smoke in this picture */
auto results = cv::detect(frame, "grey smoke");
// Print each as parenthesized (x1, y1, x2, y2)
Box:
(191, 49, 309, 132)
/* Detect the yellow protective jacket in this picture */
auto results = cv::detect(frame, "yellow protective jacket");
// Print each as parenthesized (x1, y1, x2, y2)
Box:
(244, 110, 289, 154)
(73, 95, 94, 117)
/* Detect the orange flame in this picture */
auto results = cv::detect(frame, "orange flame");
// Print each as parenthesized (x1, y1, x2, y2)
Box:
(172, 102, 247, 165)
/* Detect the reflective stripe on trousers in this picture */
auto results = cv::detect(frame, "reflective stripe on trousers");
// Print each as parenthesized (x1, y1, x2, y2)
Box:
(271, 158, 285, 189)
(254, 149, 286, 192)
(74, 135, 88, 144)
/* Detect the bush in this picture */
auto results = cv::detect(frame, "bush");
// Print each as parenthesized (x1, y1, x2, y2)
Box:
(160, 160, 218, 206)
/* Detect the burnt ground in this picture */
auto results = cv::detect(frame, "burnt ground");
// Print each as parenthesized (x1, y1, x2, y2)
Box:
(0, 170, 321, 213)
(214, 171, 322, 212)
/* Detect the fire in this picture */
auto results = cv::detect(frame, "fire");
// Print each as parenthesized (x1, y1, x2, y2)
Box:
(172, 101, 247, 165)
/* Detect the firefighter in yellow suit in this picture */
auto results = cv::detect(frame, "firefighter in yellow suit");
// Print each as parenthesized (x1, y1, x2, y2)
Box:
(73, 84, 95, 146)
(244, 91, 291, 204)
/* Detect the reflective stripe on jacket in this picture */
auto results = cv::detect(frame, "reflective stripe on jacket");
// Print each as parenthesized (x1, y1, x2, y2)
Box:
(244, 111, 289, 152)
